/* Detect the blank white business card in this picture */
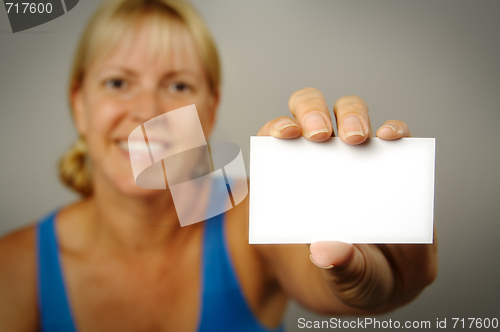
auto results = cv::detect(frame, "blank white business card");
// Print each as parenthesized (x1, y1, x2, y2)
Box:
(249, 137, 435, 244)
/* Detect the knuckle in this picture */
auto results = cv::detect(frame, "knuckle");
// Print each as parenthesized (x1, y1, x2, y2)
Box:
(292, 87, 320, 98)
(335, 96, 369, 113)
(289, 87, 324, 109)
(340, 101, 368, 114)
(294, 98, 328, 117)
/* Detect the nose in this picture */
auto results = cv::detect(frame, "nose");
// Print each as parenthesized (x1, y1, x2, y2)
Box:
(130, 88, 163, 122)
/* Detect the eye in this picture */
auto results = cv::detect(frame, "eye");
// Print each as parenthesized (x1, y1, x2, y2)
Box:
(168, 82, 191, 93)
(105, 78, 128, 90)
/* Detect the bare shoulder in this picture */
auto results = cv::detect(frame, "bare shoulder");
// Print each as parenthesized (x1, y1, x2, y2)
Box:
(0, 224, 39, 331)
(0, 224, 37, 287)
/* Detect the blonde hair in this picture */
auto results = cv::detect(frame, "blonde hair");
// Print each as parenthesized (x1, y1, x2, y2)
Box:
(59, 0, 221, 196)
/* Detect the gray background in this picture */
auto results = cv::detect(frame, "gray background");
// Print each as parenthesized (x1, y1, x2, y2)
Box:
(1, 1, 499, 331)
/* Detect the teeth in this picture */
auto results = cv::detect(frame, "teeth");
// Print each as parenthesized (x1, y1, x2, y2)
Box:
(121, 141, 147, 153)
(119, 140, 169, 153)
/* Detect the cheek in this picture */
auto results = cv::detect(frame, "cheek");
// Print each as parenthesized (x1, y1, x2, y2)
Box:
(193, 94, 216, 138)
(82, 96, 130, 168)
(85, 98, 127, 140)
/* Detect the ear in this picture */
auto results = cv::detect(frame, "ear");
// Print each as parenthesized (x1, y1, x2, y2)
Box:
(204, 87, 220, 137)
(71, 84, 88, 137)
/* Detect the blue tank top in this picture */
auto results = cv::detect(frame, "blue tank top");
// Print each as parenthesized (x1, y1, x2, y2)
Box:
(36, 211, 284, 332)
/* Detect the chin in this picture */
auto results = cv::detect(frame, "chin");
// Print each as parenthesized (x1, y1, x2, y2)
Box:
(112, 175, 166, 198)
(96, 153, 170, 199)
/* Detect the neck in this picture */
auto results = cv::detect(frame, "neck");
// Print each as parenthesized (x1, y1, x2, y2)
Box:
(83, 174, 208, 255)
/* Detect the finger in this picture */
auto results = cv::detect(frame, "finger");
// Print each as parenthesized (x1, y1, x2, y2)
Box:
(257, 116, 301, 139)
(376, 120, 412, 140)
(288, 87, 334, 141)
(333, 96, 372, 145)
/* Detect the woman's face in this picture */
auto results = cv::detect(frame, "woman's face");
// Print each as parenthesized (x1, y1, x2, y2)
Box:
(72, 19, 219, 197)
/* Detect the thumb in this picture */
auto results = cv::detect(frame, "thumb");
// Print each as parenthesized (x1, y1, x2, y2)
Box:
(309, 241, 363, 275)
(309, 241, 393, 310)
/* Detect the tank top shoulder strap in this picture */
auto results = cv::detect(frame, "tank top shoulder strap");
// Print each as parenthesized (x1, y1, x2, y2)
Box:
(198, 212, 284, 332)
(36, 211, 77, 332)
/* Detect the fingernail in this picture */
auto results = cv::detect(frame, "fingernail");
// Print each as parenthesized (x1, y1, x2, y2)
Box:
(310, 254, 334, 269)
(304, 113, 328, 138)
(380, 124, 398, 132)
(342, 115, 365, 139)
(274, 119, 298, 132)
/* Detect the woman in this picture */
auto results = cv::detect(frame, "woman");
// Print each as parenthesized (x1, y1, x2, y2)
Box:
(0, 0, 438, 331)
